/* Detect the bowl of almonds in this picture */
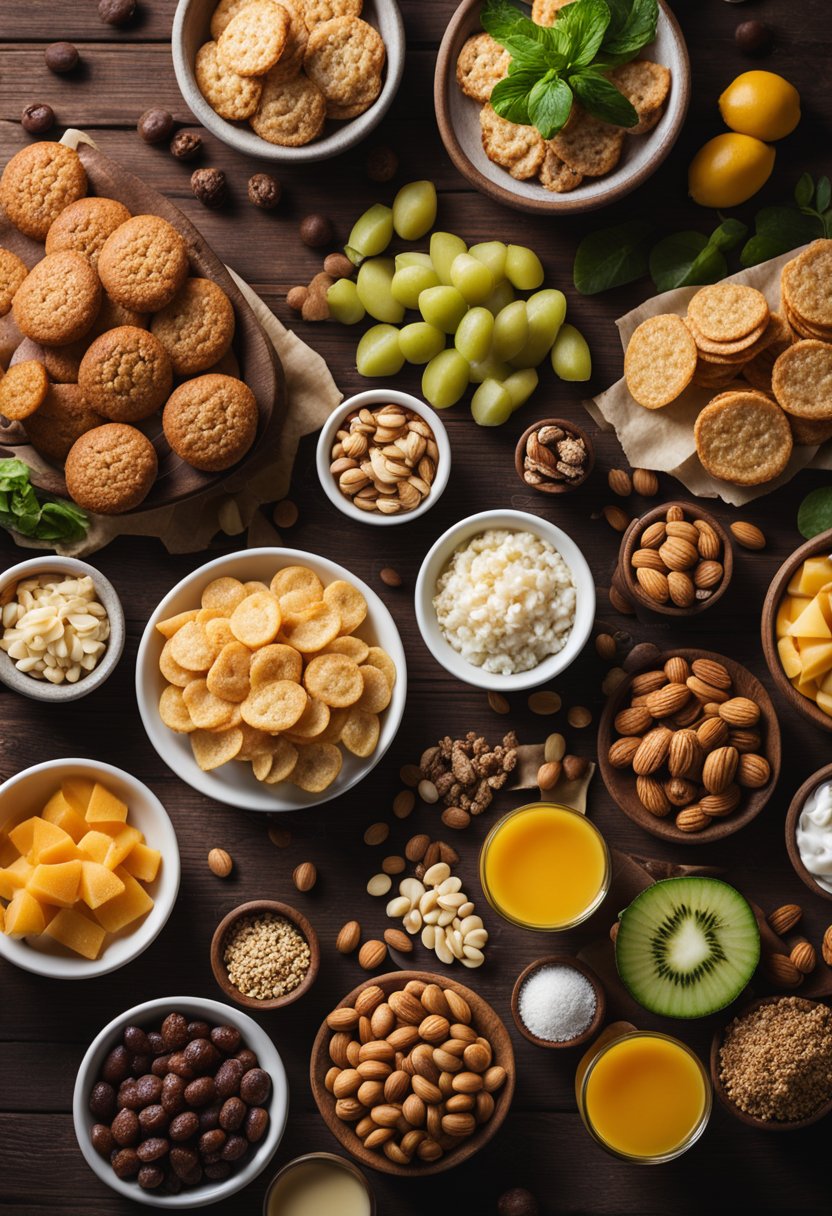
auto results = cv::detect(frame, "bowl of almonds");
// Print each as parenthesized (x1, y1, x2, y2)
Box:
(597, 649, 780, 844)
(513, 418, 595, 494)
(617, 502, 733, 617)
(309, 970, 514, 1175)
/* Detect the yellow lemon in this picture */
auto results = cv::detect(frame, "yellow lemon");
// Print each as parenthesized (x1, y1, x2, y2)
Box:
(688, 133, 775, 208)
(719, 71, 801, 141)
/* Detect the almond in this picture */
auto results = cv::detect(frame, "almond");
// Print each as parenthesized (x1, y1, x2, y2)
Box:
(355, 985, 385, 1017)
(388, 990, 423, 1024)
(672, 698, 702, 728)
(664, 656, 690, 684)
(336, 921, 362, 954)
(763, 952, 804, 989)
(207, 847, 233, 877)
(358, 940, 387, 970)
(737, 753, 770, 788)
(718, 697, 760, 727)
(602, 504, 631, 532)
(686, 674, 730, 704)
(700, 784, 741, 817)
(640, 520, 667, 548)
(790, 940, 816, 974)
(293, 861, 317, 892)
(696, 717, 729, 750)
(632, 548, 666, 572)
(537, 760, 562, 790)
(767, 904, 802, 937)
(442, 806, 471, 831)
(665, 777, 698, 807)
(823, 925, 832, 967)
(487, 690, 510, 714)
(694, 559, 723, 589)
(595, 632, 617, 661)
(668, 728, 699, 777)
(327, 1007, 360, 1032)
(636, 775, 671, 816)
(636, 567, 669, 602)
(730, 520, 766, 550)
(691, 658, 732, 690)
(632, 726, 673, 775)
(387, 1025, 419, 1052)
(442, 1112, 476, 1137)
(675, 805, 711, 832)
(702, 745, 739, 794)
(418, 1014, 450, 1044)
(631, 669, 668, 695)
(666, 505, 685, 522)
(452, 1071, 484, 1094)
(728, 729, 762, 753)
(384, 928, 413, 954)
(364, 821, 390, 846)
(667, 571, 695, 608)
(632, 468, 659, 496)
(370, 1004, 395, 1038)
(645, 682, 691, 718)
(665, 520, 699, 545)
(405, 834, 430, 862)
(608, 468, 632, 496)
(694, 519, 722, 559)
(608, 736, 641, 768)
(334, 1097, 366, 1121)
(659, 536, 698, 571)
(614, 705, 653, 735)
(609, 582, 635, 614)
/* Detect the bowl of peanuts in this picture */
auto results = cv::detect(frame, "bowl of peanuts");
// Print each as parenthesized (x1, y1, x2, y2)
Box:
(617, 502, 734, 618)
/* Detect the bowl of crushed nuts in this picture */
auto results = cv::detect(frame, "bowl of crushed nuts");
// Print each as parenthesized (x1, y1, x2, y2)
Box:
(514, 418, 594, 494)
(210, 899, 320, 1011)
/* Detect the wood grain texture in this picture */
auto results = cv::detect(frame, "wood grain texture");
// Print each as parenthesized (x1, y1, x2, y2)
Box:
(1, 0, 832, 1212)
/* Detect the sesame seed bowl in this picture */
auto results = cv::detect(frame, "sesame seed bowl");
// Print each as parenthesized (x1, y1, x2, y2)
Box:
(210, 899, 320, 1011)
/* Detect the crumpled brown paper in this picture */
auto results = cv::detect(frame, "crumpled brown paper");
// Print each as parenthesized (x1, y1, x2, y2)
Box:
(584, 242, 832, 506)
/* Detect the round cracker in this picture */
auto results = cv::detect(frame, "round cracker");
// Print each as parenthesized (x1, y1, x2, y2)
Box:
(289, 741, 342, 792)
(279, 602, 341, 653)
(241, 679, 308, 731)
(316, 706, 349, 744)
(230, 590, 282, 648)
(323, 578, 367, 634)
(0, 360, 49, 421)
(356, 664, 392, 713)
(169, 620, 220, 672)
(155, 609, 198, 639)
(201, 575, 248, 614)
(191, 727, 243, 771)
(183, 678, 239, 729)
(284, 696, 331, 740)
(624, 314, 697, 409)
(217, 0, 289, 76)
(321, 636, 370, 664)
(303, 652, 364, 707)
(271, 565, 324, 600)
(159, 685, 196, 733)
(771, 339, 832, 419)
(237, 723, 275, 760)
(364, 646, 396, 689)
(341, 708, 380, 758)
(781, 242, 832, 329)
(159, 638, 192, 688)
(206, 641, 251, 702)
(263, 736, 299, 783)
(250, 642, 303, 686)
(685, 314, 769, 357)
(205, 617, 236, 650)
(693, 391, 793, 486)
(686, 284, 769, 342)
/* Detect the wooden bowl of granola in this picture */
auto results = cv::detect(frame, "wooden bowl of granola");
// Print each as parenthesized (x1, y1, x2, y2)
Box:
(514, 418, 595, 495)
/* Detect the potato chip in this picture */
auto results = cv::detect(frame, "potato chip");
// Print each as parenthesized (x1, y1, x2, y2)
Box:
(250, 643, 303, 686)
(316, 706, 349, 744)
(341, 708, 380, 758)
(201, 576, 247, 614)
(159, 638, 192, 688)
(252, 752, 274, 782)
(280, 589, 323, 617)
(205, 617, 236, 649)
(155, 609, 198, 639)
(365, 646, 397, 689)
(191, 727, 243, 771)
(230, 591, 282, 649)
(271, 565, 323, 602)
(183, 678, 240, 730)
(279, 602, 341, 653)
(158, 685, 196, 733)
(170, 621, 220, 673)
(323, 579, 368, 634)
(285, 696, 331, 740)
(322, 636, 370, 664)
(290, 741, 343, 792)
(356, 665, 392, 713)
(236, 724, 275, 760)
(303, 653, 364, 707)
(241, 680, 308, 732)
(243, 580, 270, 595)
(206, 641, 251, 702)
(263, 737, 299, 783)
(196, 607, 227, 626)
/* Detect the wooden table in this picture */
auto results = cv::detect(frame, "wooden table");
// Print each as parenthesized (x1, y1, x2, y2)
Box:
(2, 1, 831, 1212)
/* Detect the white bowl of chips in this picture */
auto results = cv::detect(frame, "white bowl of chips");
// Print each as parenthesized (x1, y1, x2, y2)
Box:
(135, 549, 407, 812)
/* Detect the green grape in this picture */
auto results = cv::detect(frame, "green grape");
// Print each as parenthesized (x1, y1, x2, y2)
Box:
(510, 289, 567, 368)
(492, 300, 529, 361)
(551, 323, 592, 382)
(450, 253, 494, 305)
(468, 355, 511, 384)
(469, 240, 507, 282)
(454, 307, 494, 363)
(356, 324, 405, 377)
(346, 203, 394, 263)
(399, 321, 446, 365)
(356, 257, 405, 324)
(418, 285, 468, 334)
(483, 279, 515, 315)
(392, 180, 437, 241)
(430, 231, 467, 284)
(391, 265, 440, 309)
(503, 367, 538, 411)
(395, 251, 434, 271)
(326, 278, 366, 326)
(422, 349, 469, 409)
(505, 244, 544, 290)
(470, 379, 513, 426)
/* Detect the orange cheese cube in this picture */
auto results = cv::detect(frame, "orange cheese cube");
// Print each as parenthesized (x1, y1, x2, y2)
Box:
(798, 639, 832, 682)
(788, 595, 832, 640)
(103, 826, 142, 870)
(776, 595, 810, 638)
(26, 860, 82, 907)
(61, 776, 95, 814)
(77, 830, 115, 864)
(797, 556, 832, 596)
(777, 635, 802, 679)
(79, 861, 126, 909)
(792, 673, 820, 702)
(27, 818, 72, 863)
(0, 857, 34, 900)
(42, 791, 89, 842)
(44, 907, 106, 959)
(4, 888, 47, 936)
(8, 817, 41, 857)
(85, 783, 129, 826)
(93, 867, 153, 933)
(122, 842, 162, 884)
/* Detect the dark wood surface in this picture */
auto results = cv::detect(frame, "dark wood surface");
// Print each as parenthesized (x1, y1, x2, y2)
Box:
(1, 2, 831, 1212)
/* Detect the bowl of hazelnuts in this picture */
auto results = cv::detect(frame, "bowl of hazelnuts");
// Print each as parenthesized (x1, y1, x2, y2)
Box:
(514, 419, 595, 495)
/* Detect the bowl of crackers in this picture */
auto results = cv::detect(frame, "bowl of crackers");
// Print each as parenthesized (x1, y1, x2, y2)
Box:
(172, 0, 405, 162)
(434, 0, 690, 214)
(135, 548, 407, 812)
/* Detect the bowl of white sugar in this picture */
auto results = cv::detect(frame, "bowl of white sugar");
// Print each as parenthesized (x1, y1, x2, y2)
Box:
(511, 955, 606, 1050)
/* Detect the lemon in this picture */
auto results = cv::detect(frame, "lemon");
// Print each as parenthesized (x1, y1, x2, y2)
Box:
(688, 133, 775, 208)
(718, 70, 801, 141)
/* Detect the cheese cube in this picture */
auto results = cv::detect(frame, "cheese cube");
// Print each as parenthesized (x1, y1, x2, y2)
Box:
(792, 673, 820, 702)
(8, 817, 41, 857)
(798, 556, 832, 596)
(788, 594, 832, 639)
(77, 830, 115, 865)
(4, 889, 46, 937)
(122, 842, 162, 884)
(42, 791, 89, 843)
(0, 857, 34, 900)
(44, 907, 106, 959)
(85, 783, 128, 826)
(103, 826, 142, 870)
(777, 636, 803, 679)
(26, 860, 82, 907)
(93, 867, 154, 933)
(61, 777, 95, 814)
(776, 595, 810, 637)
(799, 639, 832, 682)
(79, 861, 126, 909)
(27, 818, 72, 863)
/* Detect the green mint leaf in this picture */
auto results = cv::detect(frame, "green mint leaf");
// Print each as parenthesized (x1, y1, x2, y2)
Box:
(570, 72, 638, 126)
(38, 501, 89, 542)
(798, 487, 832, 538)
(573, 219, 653, 294)
(740, 206, 822, 267)
(498, 33, 553, 71)
(707, 218, 748, 254)
(490, 69, 538, 124)
(794, 172, 815, 209)
(649, 231, 723, 293)
(600, 0, 658, 63)
(816, 176, 831, 214)
(555, 0, 611, 67)
(528, 75, 573, 139)
(481, 0, 536, 44)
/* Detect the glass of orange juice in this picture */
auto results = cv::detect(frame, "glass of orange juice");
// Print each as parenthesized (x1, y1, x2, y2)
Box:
(479, 802, 611, 931)
(576, 1029, 711, 1163)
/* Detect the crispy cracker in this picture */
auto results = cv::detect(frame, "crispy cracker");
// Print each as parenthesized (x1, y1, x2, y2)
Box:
(539, 146, 583, 193)
(456, 33, 509, 104)
(607, 60, 670, 135)
(550, 106, 624, 177)
(687, 283, 769, 342)
(771, 339, 832, 419)
(781, 241, 832, 329)
(480, 104, 545, 181)
(694, 392, 793, 485)
(624, 313, 697, 408)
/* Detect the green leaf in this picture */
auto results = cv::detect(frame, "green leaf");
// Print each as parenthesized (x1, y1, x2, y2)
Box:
(555, 0, 611, 67)
(600, 0, 658, 63)
(490, 69, 539, 124)
(708, 218, 748, 253)
(798, 487, 832, 539)
(570, 71, 638, 126)
(816, 176, 831, 214)
(740, 206, 822, 267)
(496, 33, 553, 71)
(527, 75, 573, 138)
(0, 457, 88, 543)
(794, 172, 815, 209)
(481, 0, 537, 44)
(573, 219, 653, 295)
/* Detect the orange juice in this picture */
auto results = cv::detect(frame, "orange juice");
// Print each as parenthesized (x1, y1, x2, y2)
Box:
(580, 1033, 710, 1161)
(479, 803, 609, 930)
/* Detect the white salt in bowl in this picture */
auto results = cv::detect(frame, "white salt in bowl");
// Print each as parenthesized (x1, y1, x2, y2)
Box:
(510, 954, 605, 1049)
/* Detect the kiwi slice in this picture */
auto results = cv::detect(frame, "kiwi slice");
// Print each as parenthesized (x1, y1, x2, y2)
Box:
(615, 876, 760, 1019)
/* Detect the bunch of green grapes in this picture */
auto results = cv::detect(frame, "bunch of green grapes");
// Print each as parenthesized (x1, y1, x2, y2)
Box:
(326, 182, 591, 426)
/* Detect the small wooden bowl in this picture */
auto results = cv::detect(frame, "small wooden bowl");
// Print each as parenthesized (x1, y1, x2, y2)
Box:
(262, 1153, 376, 1216)
(597, 647, 781, 846)
(210, 900, 319, 1011)
(510, 955, 605, 1050)
(761, 527, 832, 733)
(785, 763, 832, 903)
(710, 995, 832, 1130)
(309, 970, 515, 1176)
(617, 501, 734, 618)
(514, 419, 595, 495)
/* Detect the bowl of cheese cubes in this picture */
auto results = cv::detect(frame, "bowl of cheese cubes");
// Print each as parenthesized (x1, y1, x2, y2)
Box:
(762, 528, 832, 732)
(0, 759, 180, 978)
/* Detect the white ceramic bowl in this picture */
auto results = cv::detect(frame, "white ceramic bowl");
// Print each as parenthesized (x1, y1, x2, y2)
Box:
(0, 556, 125, 703)
(316, 389, 451, 527)
(0, 759, 180, 979)
(136, 548, 407, 812)
(414, 509, 595, 691)
(171, 0, 405, 164)
(73, 995, 288, 1208)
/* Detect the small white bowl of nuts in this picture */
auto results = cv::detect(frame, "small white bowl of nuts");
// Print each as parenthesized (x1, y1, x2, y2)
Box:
(0, 557, 125, 702)
(316, 389, 451, 526)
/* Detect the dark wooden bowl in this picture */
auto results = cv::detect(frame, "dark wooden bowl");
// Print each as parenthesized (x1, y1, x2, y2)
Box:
(510, 955, 605, 1050)
(514, 418, 595, 496)
(617, 501, 734, 618)
(710, 995, 832, 1130)
(262, 1153, 376, 1216)
(597, 647, 781, 846)
(761, 527, 832, 733)
(784, 763, 832, 903)
(210, 900, 319, 1011)
(309, 970, 516, 1176)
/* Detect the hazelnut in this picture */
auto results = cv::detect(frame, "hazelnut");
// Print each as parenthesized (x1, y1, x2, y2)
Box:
(366, 145, 398, 182)
(21, 104, 55, 135)
(735, 19, 774, 56)
(45, 42, 80, 73)
(138, 108, 174, 144)
(191, 167, 227, 208)
(137, 1165, 165, 1190)
(498, 1189, 540, 1216)
(170, 129, 203, 161)
(98, 0, 136, 25)
(299, 213, 334, 247)
(286, 286, 309, 313)
(248, 172, 281, 209)
(323, 252, 354, 279)
(210, 1024, 241, 1055)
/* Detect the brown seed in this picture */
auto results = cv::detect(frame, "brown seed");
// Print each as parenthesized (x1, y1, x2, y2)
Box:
(273, 500, 298, 529)
(380, 567, 402, 587)
(487, 690, 510, 714)
(323, 252, 354, 279)
(730, 520, 766, 550)
(286, 286, 308, 313)
(441, 807, 471, 830)
(608, 468, 632, 497)
(567, 706, 592, 729)
(562, 754, 589, 781)
(45, 41, 80, 73)
(293, 862, 317, 892)
(336, 921, 361, 954)
(609, 583, 635, 614)
(383, 928, 413, 953)
(595, 633, 617, 662)
(675, 805, 711, 832)
(602, 505, 630, 532)
(640, 520, 667, 548)
(823, 925, 832, 967)
(405, 834, 430, 862)
(267, 825, 291, 848)
(537, 761, 562, 791)
(382, 855, 406, 875)
(767, 904, 802, 937)
(393, 790, 415, 820)
(400, 764, 422, 787)
(358, 940, 387, 970)
(632, 468, 659, 496)
(437, 841, 460, 866)
(790, 940, 816, 974)
(666, 505, 685, 522)
(763, 952, 804, 989)
(299, 214, 334, 247)
(207, 848, 233, 878)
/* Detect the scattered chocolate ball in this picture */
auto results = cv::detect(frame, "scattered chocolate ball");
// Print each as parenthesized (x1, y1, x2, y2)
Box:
(248, 173, 281, 210)
(191, 168, 227, 208)
(735, 19, 774, 56)
(138, 108, 174, 145)
(99, 0, 137, 25)
(170, 129, 203, 161)
(45, 42, 80, 73)
(497, 1189, 540, 1216)
(299, 213, 333, 247)
(21, 104, 55, 135)
(366, 145, 398, 183)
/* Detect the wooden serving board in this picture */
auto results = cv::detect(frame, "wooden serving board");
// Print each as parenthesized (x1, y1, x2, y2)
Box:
(0, 143, 286, 513)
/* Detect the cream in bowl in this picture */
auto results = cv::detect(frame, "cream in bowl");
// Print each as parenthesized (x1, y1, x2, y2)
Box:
(796, 779, 832, 895)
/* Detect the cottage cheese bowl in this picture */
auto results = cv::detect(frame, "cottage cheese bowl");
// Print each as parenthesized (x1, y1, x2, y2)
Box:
(415, 510, 595, 691)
